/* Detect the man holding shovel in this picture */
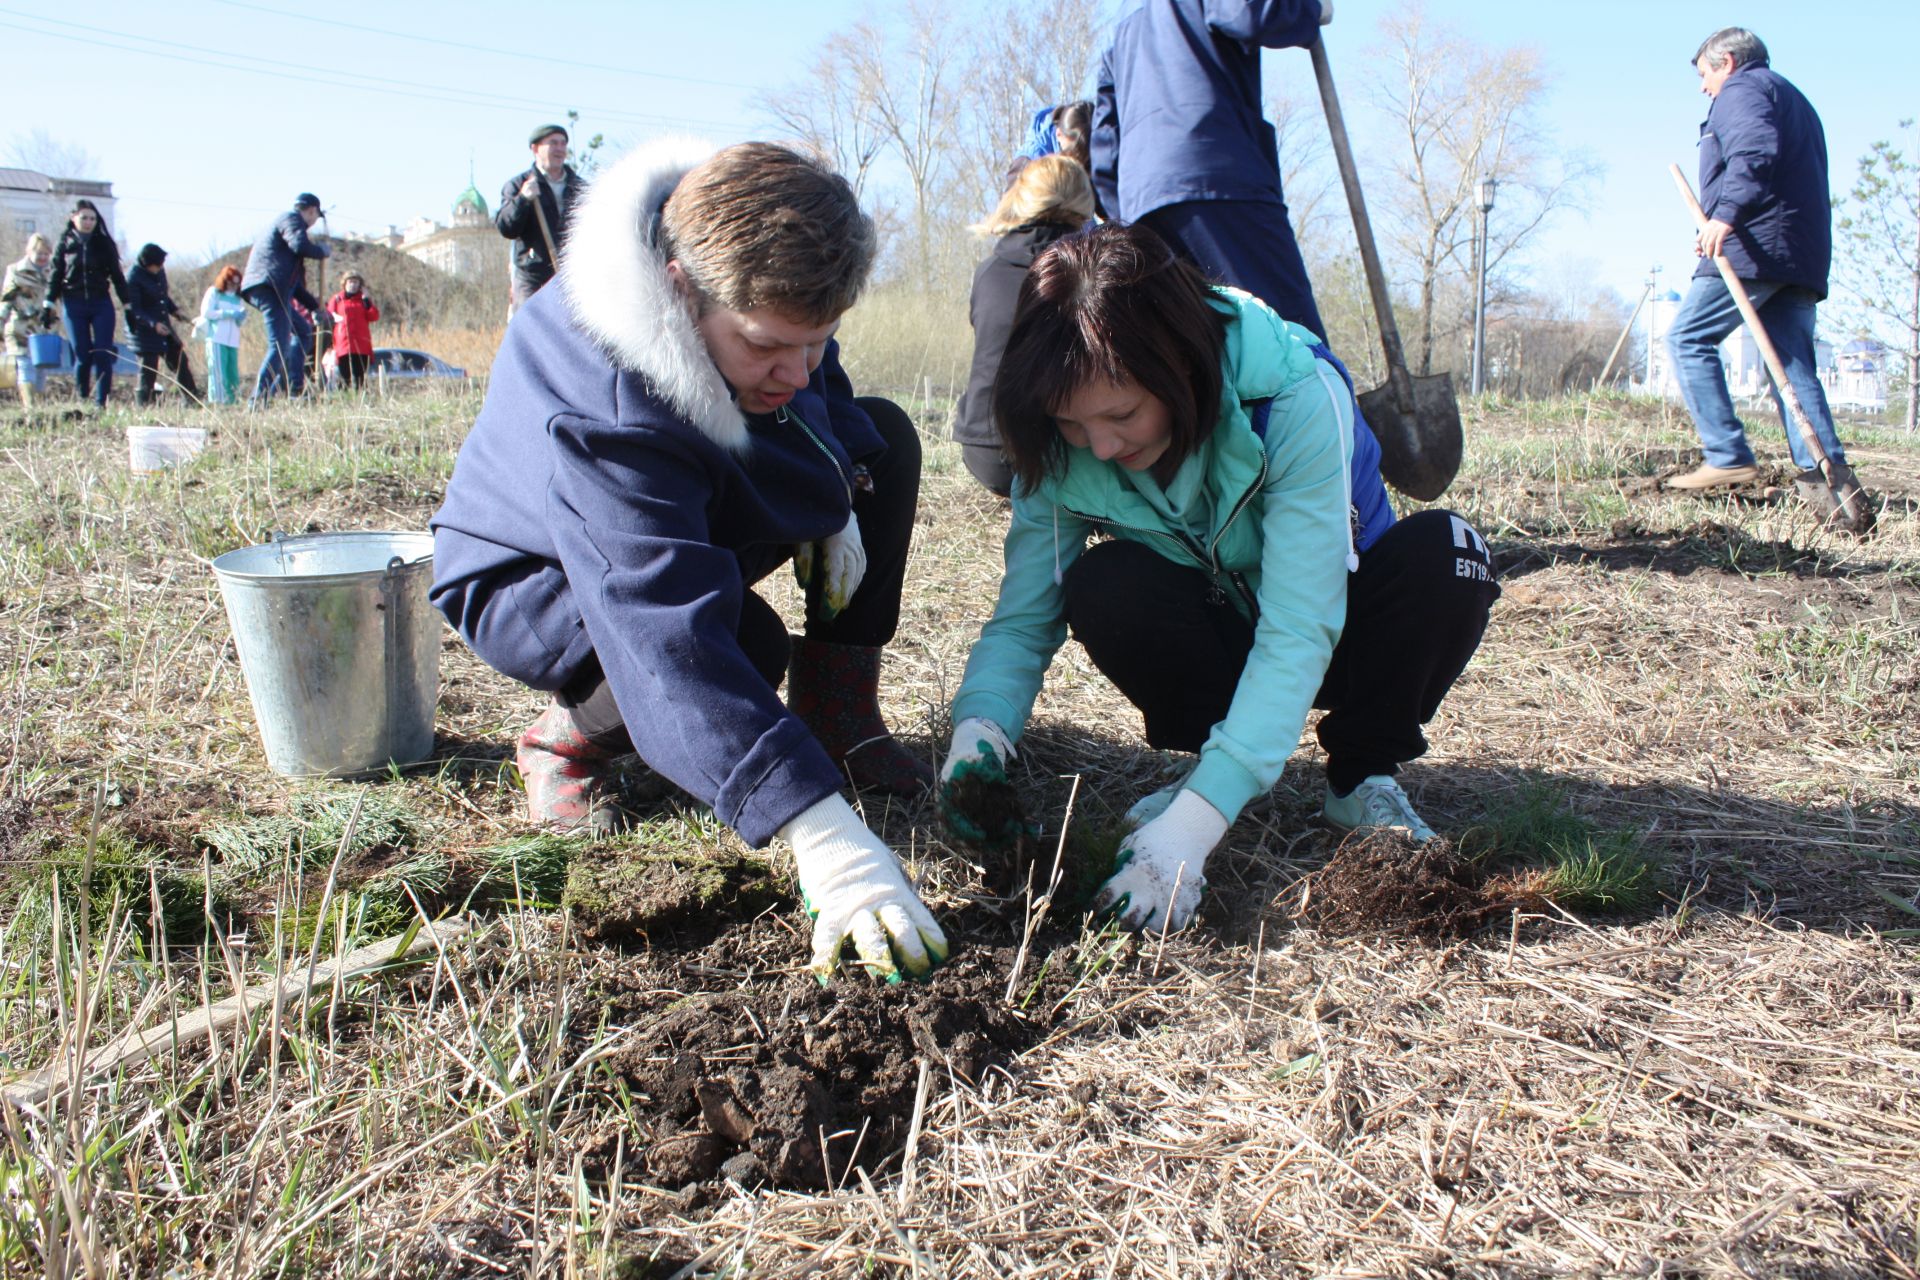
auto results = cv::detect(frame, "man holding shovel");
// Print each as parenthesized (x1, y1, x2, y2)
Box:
(1665, 28, 1872, 526)
(498, 124, 586, 305)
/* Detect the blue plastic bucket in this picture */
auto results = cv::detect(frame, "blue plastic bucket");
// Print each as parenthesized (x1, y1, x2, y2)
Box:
(211, 531, 441, 777)
(27, 334, 62, 367)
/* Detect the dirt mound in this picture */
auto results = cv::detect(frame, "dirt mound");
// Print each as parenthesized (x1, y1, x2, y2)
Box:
(607, 931, 1052, 1190)
(1296, 829, 1532, 938)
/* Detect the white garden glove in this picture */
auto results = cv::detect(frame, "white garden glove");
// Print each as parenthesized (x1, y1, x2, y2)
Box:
(1318, 0, 1334, 24)
(938, 717, 1026, 848)
(793, 511, 866, 621)
(782, 793, 948, 983)
(1092, 789, 1229, 932)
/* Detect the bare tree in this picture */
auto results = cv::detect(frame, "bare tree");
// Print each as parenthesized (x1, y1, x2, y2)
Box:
(760, 34, 887, 198)
(1266, 88, 1338, 254)
(955, 0, 1105, 220)
(1365, 1, 1596, 374)
(1833, 121, 1920, 432)
(5, 128, 99, 179)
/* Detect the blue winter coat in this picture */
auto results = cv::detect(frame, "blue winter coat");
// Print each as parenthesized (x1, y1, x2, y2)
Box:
(240, 210, 330, 299)
(430, 140, 885, 849)
(1694, 63, 1830, 296)
(1091, 0, 1325, 222)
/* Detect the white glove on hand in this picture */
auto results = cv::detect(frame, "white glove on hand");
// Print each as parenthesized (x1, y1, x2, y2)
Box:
(938, 717, 1025, 848)
(1318, 0, 1334, 24)
(793, 511, 867, 621)
(782, 793, 948, 983)
(1092, 789, 1229, 932)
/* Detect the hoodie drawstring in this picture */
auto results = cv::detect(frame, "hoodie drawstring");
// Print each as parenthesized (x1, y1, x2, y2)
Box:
(1311, 362, 1361, 573)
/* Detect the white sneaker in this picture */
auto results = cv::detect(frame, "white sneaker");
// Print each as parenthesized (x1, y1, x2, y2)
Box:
(1323, 775, 1436, 843)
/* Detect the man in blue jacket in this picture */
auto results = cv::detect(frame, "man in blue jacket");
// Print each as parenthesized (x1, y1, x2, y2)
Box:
(1665, 28, 1867, 507)
(241, 193, 330, 403)
(1092, 0, 1333, 342)
(431, 139, 945, 983)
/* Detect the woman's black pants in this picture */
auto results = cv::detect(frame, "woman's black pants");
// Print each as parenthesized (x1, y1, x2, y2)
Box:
(1061, 509, 1499, 795)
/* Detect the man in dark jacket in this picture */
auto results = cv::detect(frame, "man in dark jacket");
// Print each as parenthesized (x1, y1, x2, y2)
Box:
(433, 139, 944, 983)
(498, 124, 587, 304)
(1092, 0, 1332, 340)
(1665, 28, 1864, 503)
(241, 193, 330, 403)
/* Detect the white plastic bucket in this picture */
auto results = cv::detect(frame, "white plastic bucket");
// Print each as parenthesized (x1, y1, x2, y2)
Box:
(128, 425, 208, 475)
(211, 531, 440, 777)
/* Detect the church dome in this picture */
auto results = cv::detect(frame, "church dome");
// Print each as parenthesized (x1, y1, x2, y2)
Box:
(452, 183, 489, 226)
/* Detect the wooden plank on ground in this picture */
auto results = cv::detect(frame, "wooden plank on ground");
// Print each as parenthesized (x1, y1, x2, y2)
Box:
(0, 916, 476, 1112)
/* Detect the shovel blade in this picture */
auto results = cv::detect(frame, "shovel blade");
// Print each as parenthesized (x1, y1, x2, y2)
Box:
(1359, 372, 1464, 502)
(1792, 464, 1877, 537)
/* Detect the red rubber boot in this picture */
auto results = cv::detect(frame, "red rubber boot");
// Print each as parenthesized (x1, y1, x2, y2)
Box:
(786, 638, 934, 796)
(515, 704, 621, 833)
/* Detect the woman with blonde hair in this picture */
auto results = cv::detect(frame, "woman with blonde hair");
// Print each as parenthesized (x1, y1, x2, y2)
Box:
(954, 154, 1096, 495)
(2, 233, 60, 409)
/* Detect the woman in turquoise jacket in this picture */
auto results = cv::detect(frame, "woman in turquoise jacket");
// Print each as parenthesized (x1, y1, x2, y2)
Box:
(938, 223, 1497, 931)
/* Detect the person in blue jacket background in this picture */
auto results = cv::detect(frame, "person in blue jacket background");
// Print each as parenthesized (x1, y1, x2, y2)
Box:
(240, 193, 330, 403)
(431, 138, 945, 983)
(1663, 26, 1871, 515)
(938, 224, 1498, 933)
(1092, 0, 1333, 343)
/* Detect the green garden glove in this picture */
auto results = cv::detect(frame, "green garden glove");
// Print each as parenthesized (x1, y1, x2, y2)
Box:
(938, 717, 1027, 849)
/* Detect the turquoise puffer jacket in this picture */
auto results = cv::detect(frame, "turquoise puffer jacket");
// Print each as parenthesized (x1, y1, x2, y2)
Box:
(950, 287, 1365, 825)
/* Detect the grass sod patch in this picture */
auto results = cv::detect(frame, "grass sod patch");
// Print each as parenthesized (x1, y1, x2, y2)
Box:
(1459, 778, 1658, 912)
(3, 823, 223, 948)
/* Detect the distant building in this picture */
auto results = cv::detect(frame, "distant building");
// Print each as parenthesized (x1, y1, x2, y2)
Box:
(347, 181, 497, 282)
(0, 167, 119, 247)
(1637, 287, 1880, 412)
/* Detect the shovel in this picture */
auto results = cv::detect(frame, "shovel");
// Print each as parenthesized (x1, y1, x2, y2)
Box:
(1668, 165, 1875, 536)
(1309, 37, 1463, 501)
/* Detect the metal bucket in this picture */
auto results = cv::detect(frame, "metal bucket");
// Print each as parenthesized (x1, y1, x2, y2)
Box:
(211, 531, 440, 777)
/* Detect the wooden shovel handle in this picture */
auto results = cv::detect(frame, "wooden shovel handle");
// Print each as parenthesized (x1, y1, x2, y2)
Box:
(1667, 164, 1832, 473)
(1311, 37, 1414, 411)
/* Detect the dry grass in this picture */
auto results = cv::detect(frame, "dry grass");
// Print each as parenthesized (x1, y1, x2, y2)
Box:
(0, 366, 1916, 1276)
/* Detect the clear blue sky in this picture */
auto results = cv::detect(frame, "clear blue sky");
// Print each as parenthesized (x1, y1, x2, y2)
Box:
(5, 0, 1914, 306)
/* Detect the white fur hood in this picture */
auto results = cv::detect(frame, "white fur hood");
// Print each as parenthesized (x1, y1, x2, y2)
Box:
(559, 137, 750, 451)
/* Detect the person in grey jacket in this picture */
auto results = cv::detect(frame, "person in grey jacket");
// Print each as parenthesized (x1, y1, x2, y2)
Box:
(240, 192, 330, 403)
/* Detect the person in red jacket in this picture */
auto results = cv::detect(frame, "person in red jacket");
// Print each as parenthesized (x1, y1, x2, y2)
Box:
(326, 270, 380, 390)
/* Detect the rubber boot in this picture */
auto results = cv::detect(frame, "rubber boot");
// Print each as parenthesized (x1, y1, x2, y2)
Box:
(515, 704, 621, 833)
(786, 638, 934, 796)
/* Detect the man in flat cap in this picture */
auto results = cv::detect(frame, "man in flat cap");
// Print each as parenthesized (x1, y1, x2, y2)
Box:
(499, 125, 588, 306)
(240, 192, 330, 402)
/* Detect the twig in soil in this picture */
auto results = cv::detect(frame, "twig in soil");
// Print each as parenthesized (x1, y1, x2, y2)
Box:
(1004, 774, 1080, 1005)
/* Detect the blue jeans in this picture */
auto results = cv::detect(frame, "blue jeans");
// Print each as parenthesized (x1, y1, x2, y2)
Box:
(14, 356, 44, 391)
(63, 296, 117, 405)
(1665, 275, 1848, 471)
(244, 285, 306, 402)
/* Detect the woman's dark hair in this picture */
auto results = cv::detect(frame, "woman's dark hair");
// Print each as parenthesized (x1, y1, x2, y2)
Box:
(1050, 101, 1093, 173)
(991, 222, 1228, 491)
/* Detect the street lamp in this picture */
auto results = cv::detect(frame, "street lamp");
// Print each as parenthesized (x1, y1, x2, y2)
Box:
(1471, 176, 1497, 395)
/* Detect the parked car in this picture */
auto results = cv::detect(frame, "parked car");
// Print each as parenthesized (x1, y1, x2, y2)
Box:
(320, 346, 468, 389)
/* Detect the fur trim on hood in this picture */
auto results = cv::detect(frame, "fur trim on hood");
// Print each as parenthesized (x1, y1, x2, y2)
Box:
(560, 137, 750, 451)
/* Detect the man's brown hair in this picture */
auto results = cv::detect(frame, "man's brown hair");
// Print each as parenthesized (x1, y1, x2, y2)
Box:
(660, 143, 876, 326)
(992, 222, 1229, 492)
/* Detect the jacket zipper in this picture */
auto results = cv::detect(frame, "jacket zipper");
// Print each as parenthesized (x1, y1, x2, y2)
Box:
(1062, 450, 1269, 614)
(776, 405, 854, 503)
